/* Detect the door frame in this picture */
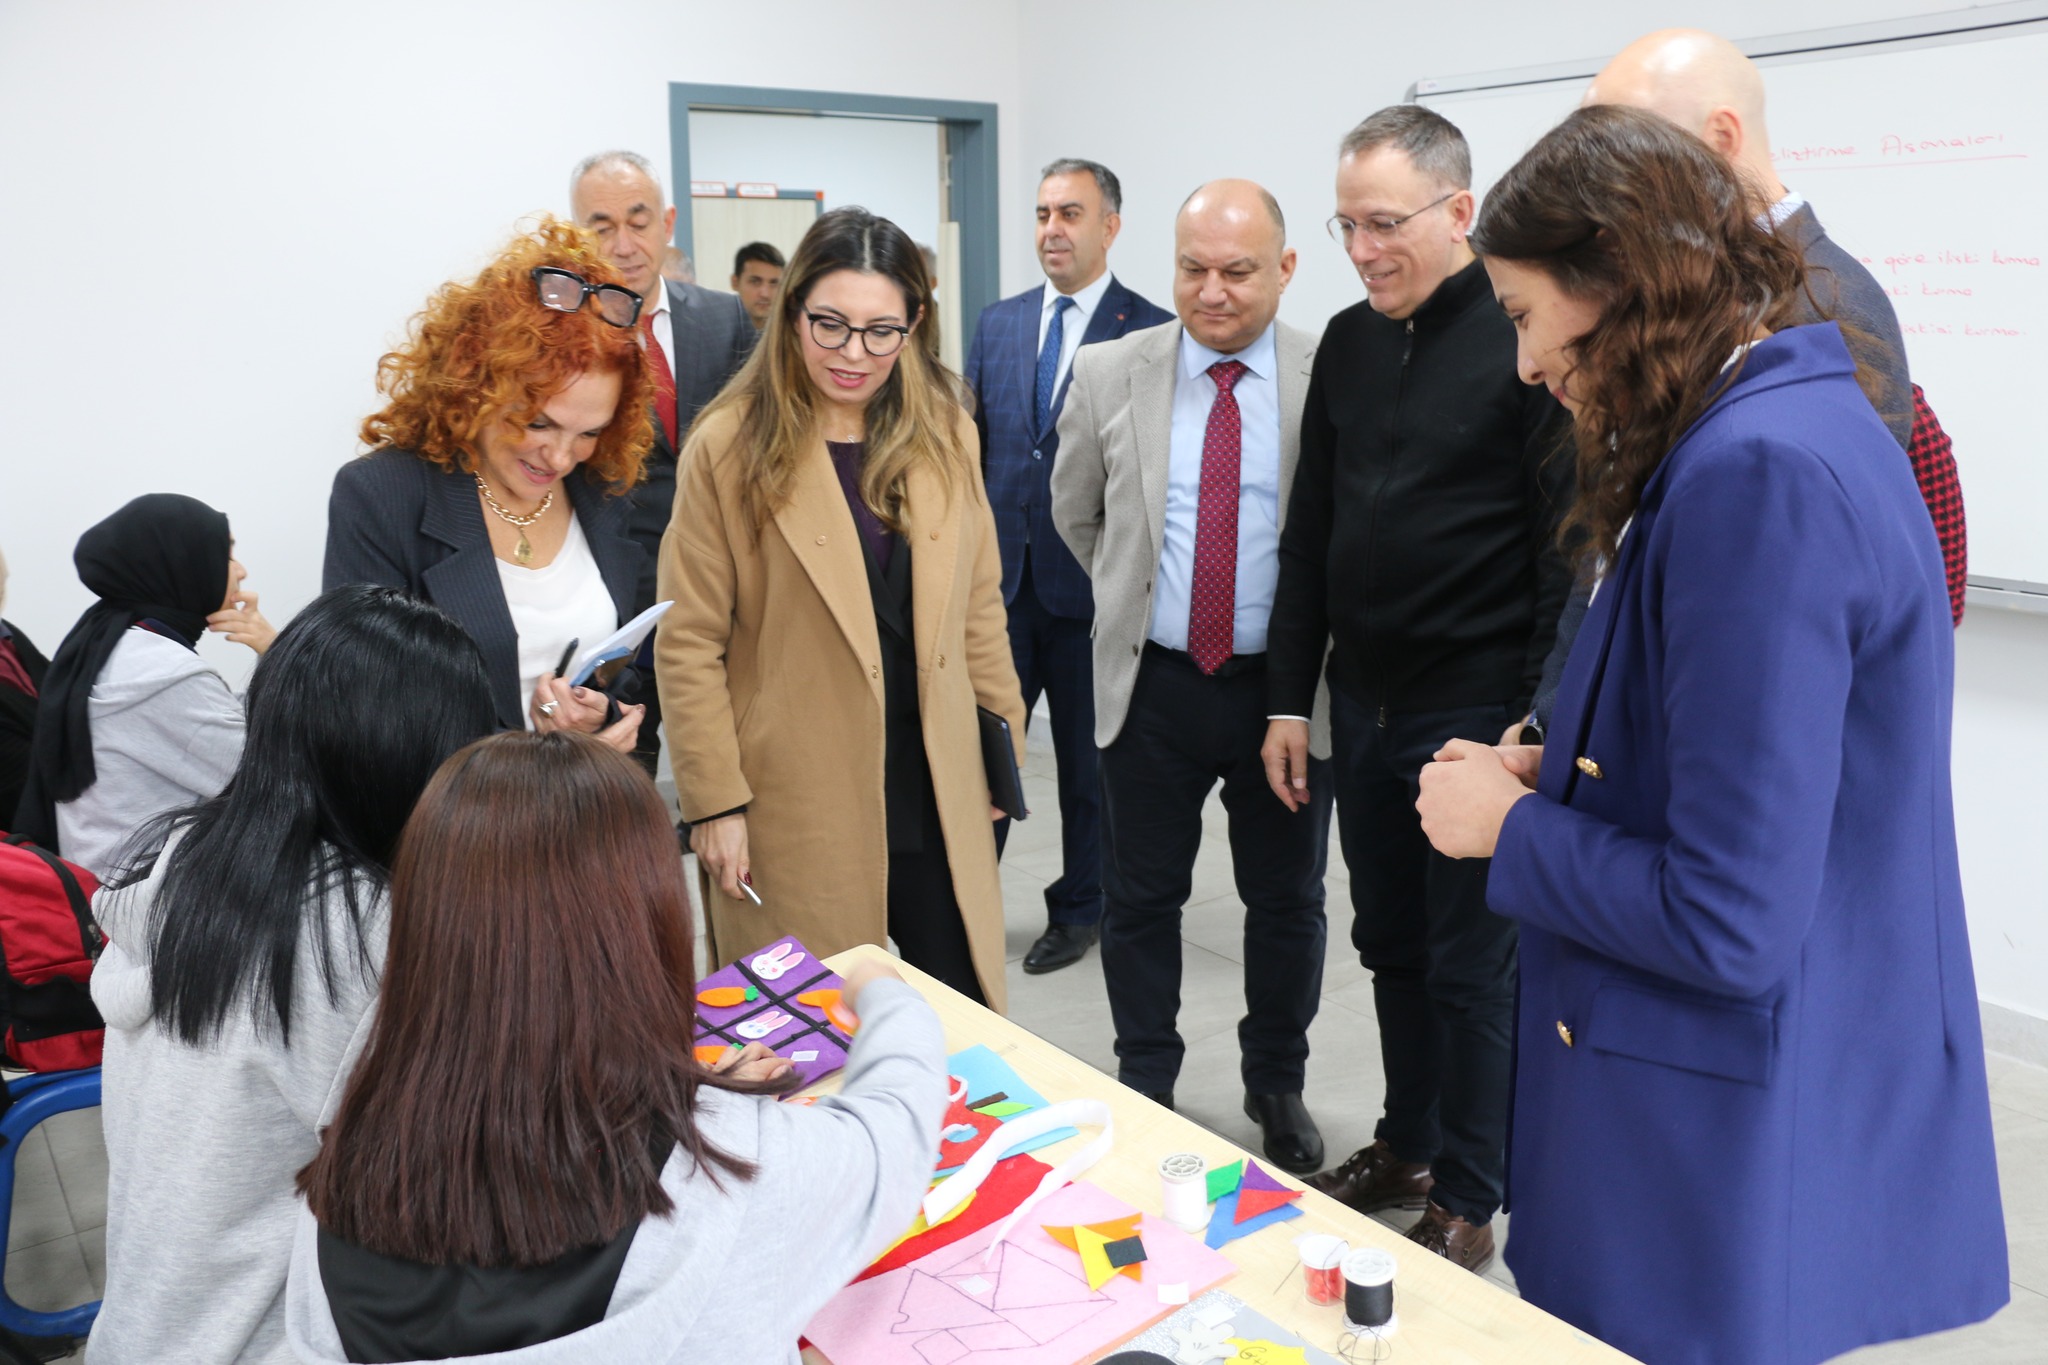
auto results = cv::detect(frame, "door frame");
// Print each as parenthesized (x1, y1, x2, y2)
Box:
(668, 83, 1000, 352)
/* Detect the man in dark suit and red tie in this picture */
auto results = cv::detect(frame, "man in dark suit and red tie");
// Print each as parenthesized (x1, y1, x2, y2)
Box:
(571, 150, 755, 769)
(964, 159, 1170, 976)
(572, 151, 755, 592)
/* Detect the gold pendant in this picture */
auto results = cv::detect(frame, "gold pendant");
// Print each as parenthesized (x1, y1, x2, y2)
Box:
(515, 531, 533, 566)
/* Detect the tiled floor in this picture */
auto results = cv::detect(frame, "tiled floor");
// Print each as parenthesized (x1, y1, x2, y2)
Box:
(11, 723, 2045, 1360)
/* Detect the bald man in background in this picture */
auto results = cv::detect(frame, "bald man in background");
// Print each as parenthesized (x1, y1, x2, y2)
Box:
(1052, 180, 1334, 1174)
(1589, 30, 1915, 442)
(1517, 30, 1969, 733)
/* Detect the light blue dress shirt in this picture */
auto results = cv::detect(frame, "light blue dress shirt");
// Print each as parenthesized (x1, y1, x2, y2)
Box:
(1147, 322, 1282, 655)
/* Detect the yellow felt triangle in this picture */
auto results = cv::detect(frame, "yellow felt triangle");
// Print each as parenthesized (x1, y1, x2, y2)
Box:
(1041, 1214, 1142, 1251)
(1073, 1225, 1121, 1292)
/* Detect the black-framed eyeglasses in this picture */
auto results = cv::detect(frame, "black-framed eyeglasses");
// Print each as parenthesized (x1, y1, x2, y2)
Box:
(530, 267, 643, 328)
(1326, 192, 1459, 249)
(806, 311, 911, 357)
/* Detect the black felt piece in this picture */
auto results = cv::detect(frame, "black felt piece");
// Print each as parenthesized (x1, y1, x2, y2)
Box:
(1097, 1354, 1174, 1365)
(1103, 1235, 1147, 1269)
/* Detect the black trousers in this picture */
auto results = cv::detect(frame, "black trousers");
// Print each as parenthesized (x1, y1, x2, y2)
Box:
(888, 763, 987, 1006)
(1099, 645, 1332, 1094)
(1329, 687, 1518, 1225)
(994, 554, 1101, 927)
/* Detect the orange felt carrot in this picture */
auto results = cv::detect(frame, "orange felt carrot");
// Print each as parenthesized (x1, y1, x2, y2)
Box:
(697, 985, 758, 1008)
(693, 1045, 731, 1066)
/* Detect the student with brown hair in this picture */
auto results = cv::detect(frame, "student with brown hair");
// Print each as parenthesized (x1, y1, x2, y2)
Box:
(288, 730, 946, 1364)
(658, 206, 1025, 1007)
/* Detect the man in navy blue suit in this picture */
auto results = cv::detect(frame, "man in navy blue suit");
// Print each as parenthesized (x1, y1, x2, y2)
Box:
(965, 159, 1171, 975)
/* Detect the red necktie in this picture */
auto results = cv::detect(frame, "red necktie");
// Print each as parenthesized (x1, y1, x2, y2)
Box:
(640, 312, 678, 451)
(1188, 359, 1248, 675)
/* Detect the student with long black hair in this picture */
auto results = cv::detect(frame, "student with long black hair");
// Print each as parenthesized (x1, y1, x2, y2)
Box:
(87, 585, 498, 1365)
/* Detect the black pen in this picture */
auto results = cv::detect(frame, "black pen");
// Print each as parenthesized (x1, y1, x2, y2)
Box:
(553, 638, 579, 681)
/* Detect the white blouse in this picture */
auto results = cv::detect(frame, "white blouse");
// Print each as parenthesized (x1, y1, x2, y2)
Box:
(494, 513, 618, 727)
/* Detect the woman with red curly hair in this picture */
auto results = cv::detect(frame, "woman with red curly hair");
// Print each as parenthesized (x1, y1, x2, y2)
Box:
(324, 218, 655, 750)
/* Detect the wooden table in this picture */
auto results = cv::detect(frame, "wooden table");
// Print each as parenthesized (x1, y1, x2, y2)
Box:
(809, 945, 1636, 1364)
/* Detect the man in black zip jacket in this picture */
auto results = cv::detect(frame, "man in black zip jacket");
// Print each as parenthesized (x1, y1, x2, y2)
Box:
(1262, 106, 1572, 1275)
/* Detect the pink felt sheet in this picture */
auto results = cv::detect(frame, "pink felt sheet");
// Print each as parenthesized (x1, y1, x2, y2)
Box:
(803, 1182, 1235, 1365)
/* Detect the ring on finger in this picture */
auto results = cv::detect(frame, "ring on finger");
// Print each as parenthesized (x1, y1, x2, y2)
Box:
(538, 700, 559, 717)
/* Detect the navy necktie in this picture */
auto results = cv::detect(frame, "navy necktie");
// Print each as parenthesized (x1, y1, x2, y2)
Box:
(1034, 295, 1076, 435)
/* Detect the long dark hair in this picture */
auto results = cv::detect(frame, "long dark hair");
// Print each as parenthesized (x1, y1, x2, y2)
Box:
(1470, 105, 1814, 573)
(298, 731, 793, 1268)
(693, 205, 970, 536)
(122, 585, 495, 1045)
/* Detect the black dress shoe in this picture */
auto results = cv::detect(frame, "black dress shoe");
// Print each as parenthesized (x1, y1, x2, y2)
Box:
(1141, 1091, 1175, 1111)
(1022, 923, 1097, 975)
(1243, 1092, 1325, 1175)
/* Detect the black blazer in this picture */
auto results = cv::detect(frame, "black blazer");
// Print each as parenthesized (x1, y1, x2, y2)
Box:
(0, 621, 48, 831)
(323, 450, 646, 730)
(627, 283, 758, 607)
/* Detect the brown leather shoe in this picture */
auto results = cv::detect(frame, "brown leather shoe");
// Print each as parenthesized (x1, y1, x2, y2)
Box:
(1304, 1139, 1434, 1214)
(1402, 1199, 1495, 1274)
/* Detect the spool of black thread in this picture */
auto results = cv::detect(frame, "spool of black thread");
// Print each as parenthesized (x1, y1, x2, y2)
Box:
(1341, 1247, 1398, 1334)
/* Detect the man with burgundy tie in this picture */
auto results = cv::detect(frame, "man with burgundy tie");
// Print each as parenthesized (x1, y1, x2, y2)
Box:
(571, 151, 753, 593)
(964, 158, 1170, 977)
(1264, 106, 1572, 1273)
(571, 150, 754, 767)
(1052, 180, 1334, 1174)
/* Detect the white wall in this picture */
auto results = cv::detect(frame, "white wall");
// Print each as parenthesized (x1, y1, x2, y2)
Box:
(688, 110, 943, 248)
(4, 0, 2042, 1037)
(0, 0, 1023, 685)
(1009, 0, 2048, 1038)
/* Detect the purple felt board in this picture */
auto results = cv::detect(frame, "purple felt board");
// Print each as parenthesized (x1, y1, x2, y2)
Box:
(693, 936, 853, 1087)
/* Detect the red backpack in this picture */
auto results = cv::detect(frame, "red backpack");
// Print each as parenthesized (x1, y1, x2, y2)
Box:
(0, 834, 106, 1072)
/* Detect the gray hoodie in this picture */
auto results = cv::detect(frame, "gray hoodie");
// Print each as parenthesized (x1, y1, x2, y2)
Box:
(284, 977, 946, 1364)
(88, 834, 385, 1364)
(56, 627, 243, 877)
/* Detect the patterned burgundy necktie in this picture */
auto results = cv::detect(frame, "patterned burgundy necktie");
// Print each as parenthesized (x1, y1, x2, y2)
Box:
(1187, 359, 1249, 675)
(639, 312, 678, 451)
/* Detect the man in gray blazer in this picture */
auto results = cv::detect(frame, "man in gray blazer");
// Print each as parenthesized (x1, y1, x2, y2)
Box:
(1052, 180, 1334, 1174)
(571, 150, 755, 609)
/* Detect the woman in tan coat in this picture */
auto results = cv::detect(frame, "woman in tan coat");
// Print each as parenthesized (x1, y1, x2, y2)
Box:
(656, 207, 1024, 1010)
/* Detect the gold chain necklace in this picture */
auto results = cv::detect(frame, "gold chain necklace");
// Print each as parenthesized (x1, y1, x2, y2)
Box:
(475, 476, 554, 565)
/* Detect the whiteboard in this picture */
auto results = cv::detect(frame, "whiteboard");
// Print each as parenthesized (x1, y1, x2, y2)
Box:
(1414, 5, 2048, 603)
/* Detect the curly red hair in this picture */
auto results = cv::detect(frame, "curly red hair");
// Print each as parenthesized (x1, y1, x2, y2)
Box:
(360, 217, 656, 488)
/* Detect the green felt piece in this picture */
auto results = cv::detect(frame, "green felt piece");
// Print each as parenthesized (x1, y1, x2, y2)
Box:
(1205, 1159, 1244, 1204)
(974, 1100, 1032, 1118)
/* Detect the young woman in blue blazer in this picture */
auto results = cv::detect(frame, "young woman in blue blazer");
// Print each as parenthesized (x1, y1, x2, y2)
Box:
(1416, 105, 2005, 1365)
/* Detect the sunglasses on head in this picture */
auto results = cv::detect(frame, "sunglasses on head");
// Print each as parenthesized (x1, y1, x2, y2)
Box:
(530, 267, 643, 327)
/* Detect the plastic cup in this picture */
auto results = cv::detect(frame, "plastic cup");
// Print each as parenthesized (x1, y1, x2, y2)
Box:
(1294, 1233, 1349, 1306)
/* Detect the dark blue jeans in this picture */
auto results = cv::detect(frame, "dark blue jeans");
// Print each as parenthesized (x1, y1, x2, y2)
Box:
(1330, 688, 1519, 1225)
(995, 555, 1101, 927)
(1098, 646, 1333, 1094)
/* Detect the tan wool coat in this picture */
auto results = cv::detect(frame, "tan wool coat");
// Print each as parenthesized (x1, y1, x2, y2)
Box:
(656, 405, 1026, 1012)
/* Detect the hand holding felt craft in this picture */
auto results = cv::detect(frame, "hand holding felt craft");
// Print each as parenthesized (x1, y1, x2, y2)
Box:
(692, 936, 852, 1086)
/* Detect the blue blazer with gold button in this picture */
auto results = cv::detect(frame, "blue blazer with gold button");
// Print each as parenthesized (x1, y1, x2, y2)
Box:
(1488, 325, 2005, 1365)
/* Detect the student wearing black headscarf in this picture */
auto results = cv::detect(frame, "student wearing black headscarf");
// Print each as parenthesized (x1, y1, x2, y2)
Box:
(13, 495, 275, 873)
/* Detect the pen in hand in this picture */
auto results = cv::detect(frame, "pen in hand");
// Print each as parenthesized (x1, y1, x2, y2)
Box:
(553, 638, 580, 682)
